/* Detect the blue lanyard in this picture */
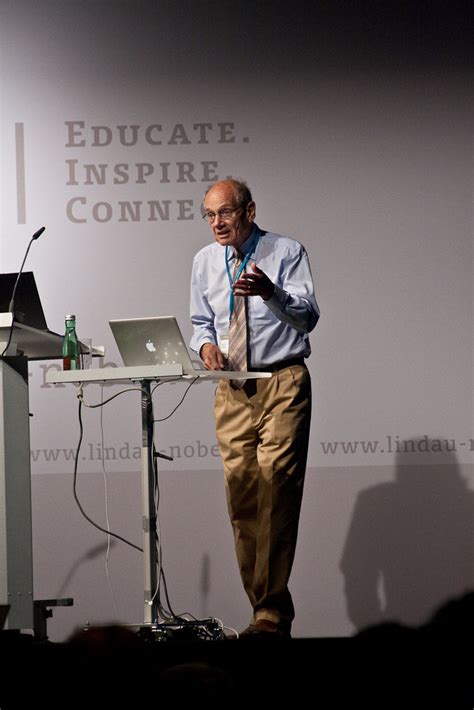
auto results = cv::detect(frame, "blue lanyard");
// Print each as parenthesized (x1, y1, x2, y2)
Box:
(225, 232, 260, 321)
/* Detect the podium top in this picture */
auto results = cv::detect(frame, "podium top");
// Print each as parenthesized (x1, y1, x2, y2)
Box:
(46, 365, 272, 385)
(0, 313, 104, 362)
(0, 314, 64, 360)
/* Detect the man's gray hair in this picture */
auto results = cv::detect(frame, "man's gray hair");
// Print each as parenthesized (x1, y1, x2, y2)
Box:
(203, 179, 253, 209)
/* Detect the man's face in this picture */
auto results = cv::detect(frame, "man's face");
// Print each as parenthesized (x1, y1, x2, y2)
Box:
(203, 182, 255, 249)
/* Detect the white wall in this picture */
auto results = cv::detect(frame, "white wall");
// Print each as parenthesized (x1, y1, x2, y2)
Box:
(1, 0, 472, 640)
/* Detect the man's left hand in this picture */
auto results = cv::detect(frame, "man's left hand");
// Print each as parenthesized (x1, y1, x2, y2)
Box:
(233, 263, 275, 301)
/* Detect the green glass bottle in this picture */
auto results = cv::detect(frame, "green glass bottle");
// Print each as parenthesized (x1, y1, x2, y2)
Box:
(62, 314, 80, 370)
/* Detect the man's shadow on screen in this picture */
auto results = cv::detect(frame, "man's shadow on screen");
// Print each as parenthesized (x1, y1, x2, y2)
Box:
(340, 438, 474, 631)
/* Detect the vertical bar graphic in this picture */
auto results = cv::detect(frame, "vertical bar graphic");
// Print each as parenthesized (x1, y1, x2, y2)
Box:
(15, 123, 26, 224)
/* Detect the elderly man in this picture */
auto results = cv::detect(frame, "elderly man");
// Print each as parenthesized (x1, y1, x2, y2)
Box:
(190, 179, 319, 638)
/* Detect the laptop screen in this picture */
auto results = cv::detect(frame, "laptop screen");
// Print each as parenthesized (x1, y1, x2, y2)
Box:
(109, 316, 197, 374)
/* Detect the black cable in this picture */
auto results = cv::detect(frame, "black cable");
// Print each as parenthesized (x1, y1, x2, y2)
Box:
(73, 384, 155, 558)
(0, 313, 16, 359)
(1, 231, 43, 359)
(74, 376, 200, 621)
(73, 398, 142, 552)
(150, 406, 182, 622)
(152, 377, 198, 423)
(159, 564, 179, 619)
(147, 414, 163, 615)
(79, 385, 150, 409)
(148, 376, 182, 400)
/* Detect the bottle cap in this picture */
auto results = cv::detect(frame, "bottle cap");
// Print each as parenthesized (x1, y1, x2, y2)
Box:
(65, 314, 76, 320)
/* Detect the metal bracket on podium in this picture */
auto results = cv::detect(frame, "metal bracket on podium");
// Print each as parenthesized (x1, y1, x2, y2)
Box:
(33, 597, 74, 642)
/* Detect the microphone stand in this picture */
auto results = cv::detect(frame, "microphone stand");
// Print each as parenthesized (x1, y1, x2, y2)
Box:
(1, 227, 45, 358)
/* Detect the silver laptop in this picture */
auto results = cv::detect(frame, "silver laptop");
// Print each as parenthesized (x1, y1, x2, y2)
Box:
(109, 316, 200, 375)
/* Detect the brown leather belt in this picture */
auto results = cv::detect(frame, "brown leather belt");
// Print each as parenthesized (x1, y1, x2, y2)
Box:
(247, 357, 305, 373)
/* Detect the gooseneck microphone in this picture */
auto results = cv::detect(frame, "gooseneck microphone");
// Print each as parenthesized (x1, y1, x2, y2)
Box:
(32, 226, 46, 240)
(7, 226, 45, 313)
(1, 226, 46, 358)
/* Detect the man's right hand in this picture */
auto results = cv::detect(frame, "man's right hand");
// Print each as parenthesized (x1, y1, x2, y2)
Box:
(200, 343, 226, 370)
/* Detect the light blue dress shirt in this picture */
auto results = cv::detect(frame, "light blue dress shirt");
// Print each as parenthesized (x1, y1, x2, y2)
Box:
(190, 224, 320, 367)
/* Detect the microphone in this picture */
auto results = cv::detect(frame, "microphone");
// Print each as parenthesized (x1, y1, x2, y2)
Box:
(8, 227, 45, 313)
(1, 227, 45, 358)
(32, 226, 45, 241)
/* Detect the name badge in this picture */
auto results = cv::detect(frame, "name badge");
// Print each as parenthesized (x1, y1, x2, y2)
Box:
(219, 333, 229, 357)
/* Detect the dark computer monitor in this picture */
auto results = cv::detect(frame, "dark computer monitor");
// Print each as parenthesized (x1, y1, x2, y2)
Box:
(0, 271, 47, 330)
(0, 605, 9, 630)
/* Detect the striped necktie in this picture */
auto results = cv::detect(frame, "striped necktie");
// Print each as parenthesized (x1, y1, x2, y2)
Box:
(228, 251, 248, 388)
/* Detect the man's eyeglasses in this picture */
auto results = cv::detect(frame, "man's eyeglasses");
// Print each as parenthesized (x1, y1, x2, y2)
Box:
(202, 206, 243, 223)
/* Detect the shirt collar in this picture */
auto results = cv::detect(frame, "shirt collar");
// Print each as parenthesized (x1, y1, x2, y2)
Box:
(231, 223, 259, 259)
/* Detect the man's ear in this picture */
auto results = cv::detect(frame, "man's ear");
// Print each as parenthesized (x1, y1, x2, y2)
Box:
(246, 200, 256, 222)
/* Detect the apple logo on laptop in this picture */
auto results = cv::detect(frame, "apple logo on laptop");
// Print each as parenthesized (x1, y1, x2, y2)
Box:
(146, 339, 156, 352)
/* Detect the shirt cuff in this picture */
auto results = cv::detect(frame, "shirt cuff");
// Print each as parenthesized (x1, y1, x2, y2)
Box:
(191, 333, 217, 356)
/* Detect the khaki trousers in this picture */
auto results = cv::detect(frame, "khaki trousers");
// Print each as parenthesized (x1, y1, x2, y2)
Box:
(214, 364, 311, 627)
